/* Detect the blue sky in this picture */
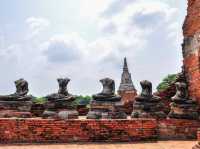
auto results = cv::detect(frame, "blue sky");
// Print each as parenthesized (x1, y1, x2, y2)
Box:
(0, 0, 187, 96)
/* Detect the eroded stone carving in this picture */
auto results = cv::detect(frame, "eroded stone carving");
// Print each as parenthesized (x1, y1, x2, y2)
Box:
(168, 82, 199, 120)
(0, 78, 33, 118)
(93, 78, 121, 102)
(42, 78, 78, 119)
(131, 80, 166, 119)
(87, 78, 127, 119)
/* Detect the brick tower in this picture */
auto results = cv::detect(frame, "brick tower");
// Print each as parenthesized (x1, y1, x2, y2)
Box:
(182, 0, 200, 103)
(118, 58, 137, 114)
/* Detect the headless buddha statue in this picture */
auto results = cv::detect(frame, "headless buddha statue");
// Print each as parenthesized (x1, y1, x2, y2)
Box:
(92, 78, 121, 102)
(168, 82, 199, 120)
(0, 78, 33, 118)
(42, 78, 78, 119)
(131, 80, 166, 119)
(87, 78, 127, 119)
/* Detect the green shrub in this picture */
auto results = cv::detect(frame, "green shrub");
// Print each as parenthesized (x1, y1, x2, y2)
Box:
(32, 95, 92, 106)
(73, 95, 92, 106)
(157, 74, 177, 92)
(32, 97, 47, 104)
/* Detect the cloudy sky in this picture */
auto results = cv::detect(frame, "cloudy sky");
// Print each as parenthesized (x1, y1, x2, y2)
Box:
(0, 0, 187, 96)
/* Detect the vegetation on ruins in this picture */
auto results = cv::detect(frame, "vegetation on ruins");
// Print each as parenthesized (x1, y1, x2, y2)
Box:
(157, 74, 177, 92)
(74, 95, 92, 106)
(33, 95, 92, 106)
(33, 97, 47, 104)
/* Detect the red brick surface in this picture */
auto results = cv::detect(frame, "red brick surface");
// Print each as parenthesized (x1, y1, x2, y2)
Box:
(120, 91, 137, 103)
(0, 119, 157, 143)
(119, 90, 137, 114)
(0, 118, 199, 143)
(158, 119, 200, 140)
(183, 0, 200, 103)
(183, 0, 200, 37)
(184, 52, 200, 103)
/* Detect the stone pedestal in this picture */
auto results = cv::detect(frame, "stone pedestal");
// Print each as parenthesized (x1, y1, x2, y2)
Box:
(87, 100, 127, 119)
(0, 79, 33, 118)
(43, 100, 78, 119)
(168, 101, 199, 120)
(87, 78, 127, 119)
(131, 80, 166, 119)
(42, 78, 78, 120)
(0, 110, 32, 118)
(131, 96, 166, 119)
(168, 82, 199, 120)
(0, 101, 32, 118)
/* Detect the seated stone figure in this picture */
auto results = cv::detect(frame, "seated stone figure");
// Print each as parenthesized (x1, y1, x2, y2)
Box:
(131, 80, 166, 119)
(0, 78, 33, 118)
(42, 78, 78, 119)
(168, 82, 199, 120)
(93, 78, 121, 102)
(87, 78, 127, 119)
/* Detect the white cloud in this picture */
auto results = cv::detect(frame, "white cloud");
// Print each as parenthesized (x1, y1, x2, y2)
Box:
(0, 0, 186, 96)
(26, 17, 50, 37)
(102, 0, 138, 17)
(42, 34, 85, 63)
(79, 0, 113, 19)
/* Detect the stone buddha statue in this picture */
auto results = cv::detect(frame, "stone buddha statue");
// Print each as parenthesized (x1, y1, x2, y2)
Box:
(168, 82, 199, 120)
(0, 79, 32, 101)
(87, 78, 127, 119)
(171, 82, 189, 102)
(0, 78, 33, 118)
(139, 80, 153, 99)
(92, 78, 121, 102)
(45, 78, 75, 103)
(42, 78, 78, 119)
(131, 80, 166, 119)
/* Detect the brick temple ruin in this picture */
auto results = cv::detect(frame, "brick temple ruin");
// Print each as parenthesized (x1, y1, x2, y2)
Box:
(183, 0, 200, 104)
(1, 0, 200, 145)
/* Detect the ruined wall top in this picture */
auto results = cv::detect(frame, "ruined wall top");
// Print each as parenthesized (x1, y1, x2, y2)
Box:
(183, 0, 200, 37)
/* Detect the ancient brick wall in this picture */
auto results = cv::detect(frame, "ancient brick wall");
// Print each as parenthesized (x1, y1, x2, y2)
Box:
(158, 119, 200, 140)
(119, 90, 137, 114)
(183, 0, 200, 37)
(0, 118, 199, 143)
(0, 119, 157, 143)
(183, 0, 200, 103)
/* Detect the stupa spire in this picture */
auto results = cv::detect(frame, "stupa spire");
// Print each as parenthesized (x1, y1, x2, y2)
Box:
(118, 57, 136, 92)
(123, 57, 128, 71)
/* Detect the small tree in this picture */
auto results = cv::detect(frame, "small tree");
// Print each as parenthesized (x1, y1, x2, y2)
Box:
(157, 74, 177, 92)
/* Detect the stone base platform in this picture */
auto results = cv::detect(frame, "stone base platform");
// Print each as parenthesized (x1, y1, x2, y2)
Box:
(0, 100, 32, 118)
(87, 100, 127, 119)
(0, 101, 32, 111)
(0, 110, 32, 118)
(43, 110, 78, 120)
